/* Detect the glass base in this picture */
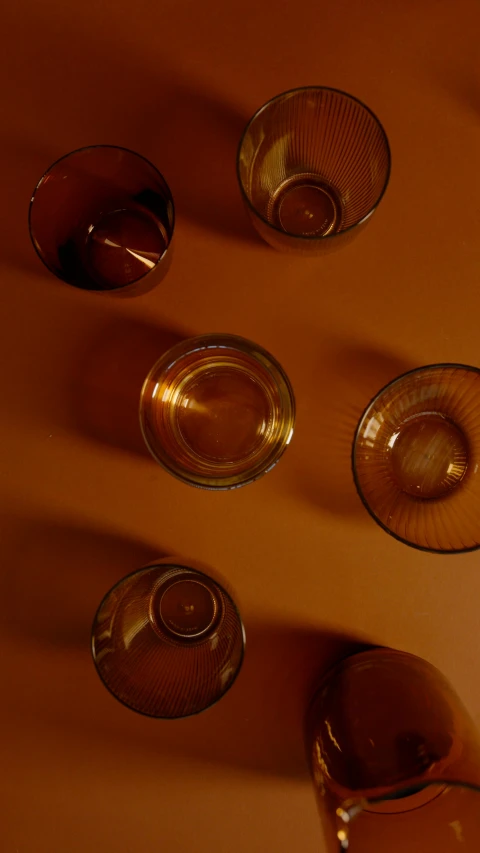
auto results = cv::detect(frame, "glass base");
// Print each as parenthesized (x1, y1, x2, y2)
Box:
(388, 413, 468, 499)
(268, 174, 342, 236)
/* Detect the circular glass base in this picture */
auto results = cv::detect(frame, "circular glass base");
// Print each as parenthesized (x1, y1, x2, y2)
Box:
(389, 414, 468, 499)
(269, 175, 342, 236)
(157, 579, 220, 639)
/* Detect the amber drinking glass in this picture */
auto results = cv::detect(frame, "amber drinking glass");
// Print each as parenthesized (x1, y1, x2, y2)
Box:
(307, 648, 480, 852)
(353, 364, 480, 552)
(140, 333, 295, 489)
(237, 87, 390, 253)
(92, 561, 245, 718)
(29, 145, 174, 292)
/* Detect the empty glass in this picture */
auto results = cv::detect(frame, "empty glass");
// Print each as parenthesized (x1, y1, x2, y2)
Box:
(352, 364, 480, 552)
(307, 648, 480, 851)
(237, 87, 390, 253)
(140, 333, 295, 489)
(29, 145, 174, 292)
(91, 561, 245, 718)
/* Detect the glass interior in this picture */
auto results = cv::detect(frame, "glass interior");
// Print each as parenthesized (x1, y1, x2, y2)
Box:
(29, 145, 174, 291)
(237, 87, 390, 252)
(308, 649, 480, 852)
(353, 364, 480, 552)
(140, 334, 295, 489)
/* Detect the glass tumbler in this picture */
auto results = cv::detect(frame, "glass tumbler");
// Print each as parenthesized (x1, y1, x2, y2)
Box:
(92, 561, 245, 718)
(237, 87, 390, 253)
(307, 648, 480, 852)
(352, 364, 480, 552)
(140, 333, 295, 489)
(29, 145, 174, 292)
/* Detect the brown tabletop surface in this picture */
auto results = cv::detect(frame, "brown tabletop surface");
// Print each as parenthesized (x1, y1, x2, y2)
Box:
(1, 1, 480, 851)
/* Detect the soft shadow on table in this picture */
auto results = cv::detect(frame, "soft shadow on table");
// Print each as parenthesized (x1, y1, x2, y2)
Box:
(0, 3, 258, 272)
(145, 619, 374, 779)
(147, 84, 258, 247)
(0, 137, 65, 276)
(289, 338, 413, 518)
(0, 510, 374, 778)
(4, 603, 373, 778)
(0, 512, 371, 779)
(70, 318, 188, 457)
(433, 64, 480, 116)
(0, 515, 161, 647)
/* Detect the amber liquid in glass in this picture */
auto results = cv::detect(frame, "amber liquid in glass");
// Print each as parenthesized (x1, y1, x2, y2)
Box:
(144, 348, 289, 472)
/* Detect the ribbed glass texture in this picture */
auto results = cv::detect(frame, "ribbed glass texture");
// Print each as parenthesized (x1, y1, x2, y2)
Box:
(353, 364, 480, 552)
(92, 563, 245, 719)
(237, 87, 390, 253)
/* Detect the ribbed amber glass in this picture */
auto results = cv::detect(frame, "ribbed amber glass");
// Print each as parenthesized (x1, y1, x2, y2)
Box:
(237, 87, 390, 253)
(92, 562, 245, 719)
(353, 364, 480, 552)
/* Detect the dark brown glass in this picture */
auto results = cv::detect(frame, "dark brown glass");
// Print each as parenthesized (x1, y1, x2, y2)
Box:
(29, 145, 174, 292)
(91, 561, 245, 719)
(307, 649, 480, 852)
(353, 364, 480, 552)
(237, 87, 390, 253)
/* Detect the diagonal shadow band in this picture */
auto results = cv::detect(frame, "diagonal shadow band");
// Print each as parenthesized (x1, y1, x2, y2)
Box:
(0, 6, 260, 280)
(70, 318, 188, 457)
(0, 510, 373, 779)
(289, 338, 413, 518)
(141, 83, 259, 247)
(0, 514, 163, 647)
(154, 618, 374, 779)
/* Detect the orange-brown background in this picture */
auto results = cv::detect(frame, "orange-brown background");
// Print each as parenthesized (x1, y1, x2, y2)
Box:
(1, 1, 479, 850)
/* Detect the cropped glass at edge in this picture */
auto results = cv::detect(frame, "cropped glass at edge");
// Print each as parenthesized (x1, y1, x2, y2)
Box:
(237, 87, 390, 253)
(140, 333, 295, 489)
(353, 364, 480, 552)
(29, 145, 174, 292)
(307, 648, 480, 852)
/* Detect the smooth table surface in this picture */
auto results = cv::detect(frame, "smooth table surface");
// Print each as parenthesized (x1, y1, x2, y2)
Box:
(1, 1, 480, 850)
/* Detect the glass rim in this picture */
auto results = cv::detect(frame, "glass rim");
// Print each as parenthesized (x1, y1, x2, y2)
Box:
(335, 780, 480, 852)
(28, 143, 175, 291)
(349, 778, 480, 809)
(307, 645, 430, 716)
(91, 561, 246, 720)
(351, 362, 480, 554)
(307, 647, 480, 830)
(236, 85, 391, 242)
(139, 332, 296, 490)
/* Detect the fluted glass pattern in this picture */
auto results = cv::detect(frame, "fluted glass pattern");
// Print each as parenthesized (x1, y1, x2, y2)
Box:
(237, 87, 390, 253)
(92, 562, 245, 718)
(353, 364, 480, 552)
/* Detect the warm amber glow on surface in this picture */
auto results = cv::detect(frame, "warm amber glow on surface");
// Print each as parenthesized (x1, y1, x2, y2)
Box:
(2, 1, 480, 853)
